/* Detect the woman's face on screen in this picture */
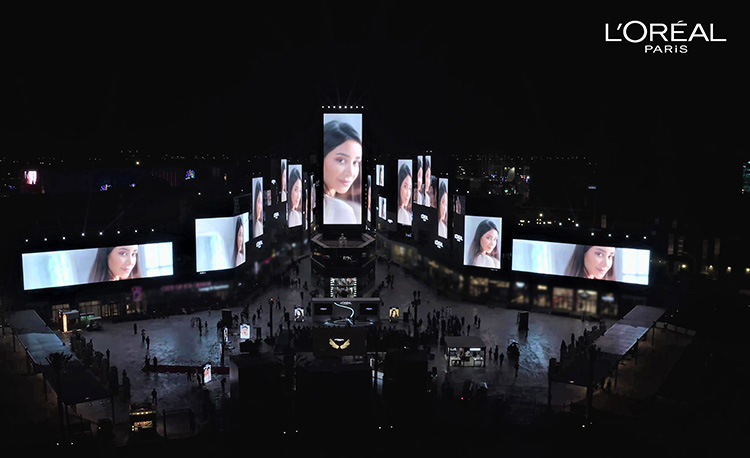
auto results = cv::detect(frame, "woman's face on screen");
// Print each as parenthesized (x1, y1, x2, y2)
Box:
(479, 229, 498, 255)
(236, 225, 244, 251)
(400, 174, 412, 207)
(255, 192, 263, 220)
(324, 140, 361, 195)
(108, 245, 138, 280)
(584, 246, 615, 279)
(291, 178, 302, 210)
(439, 192, 448, 222)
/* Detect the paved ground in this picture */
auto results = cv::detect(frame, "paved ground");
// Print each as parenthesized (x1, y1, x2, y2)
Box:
(0, 255, 697, 453)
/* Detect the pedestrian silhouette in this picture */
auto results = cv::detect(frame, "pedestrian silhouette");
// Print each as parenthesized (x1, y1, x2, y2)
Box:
(146, 335, 150, 349)
(151, 388, 157, 405)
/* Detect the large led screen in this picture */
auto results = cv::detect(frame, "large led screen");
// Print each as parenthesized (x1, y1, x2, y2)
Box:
(511, 240, 650, 285)
(438, 178, 449, 239)
(397, 159, 412, 226)
(414, 156, 423, 205)
(323, 113, 362, 225)
(423, 155, 432, 207)
(22, 242, 174, 290)
(195, 213, 250, 272)
(378, 196, 387, 220)
(463, 216, 502, 269)
(366, 175, 372, 223)
(288, 164, 303, 228)
(280, 159, 288, 202)
(252, 177, 264, 238)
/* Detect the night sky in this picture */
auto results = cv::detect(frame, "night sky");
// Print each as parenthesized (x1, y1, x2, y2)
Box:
(4, 5, 747, 191)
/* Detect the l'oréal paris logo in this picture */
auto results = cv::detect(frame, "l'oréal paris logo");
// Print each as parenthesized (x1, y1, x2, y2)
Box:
(605, 21, 726, 53)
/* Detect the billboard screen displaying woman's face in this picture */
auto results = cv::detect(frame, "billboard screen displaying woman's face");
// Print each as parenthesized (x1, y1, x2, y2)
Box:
(22, 242, 174, 290)
(280, 159, 288, 202)
(396, 159, 412, 226)
(288, 164, 303, 228)
(511, 239, 650, 285)
(323, 113, 362, 225)
(195, 213, 250, 272)
(438, 178, 449, 239)
(252, 177, 264, 238)
(464, 216, 502, 269)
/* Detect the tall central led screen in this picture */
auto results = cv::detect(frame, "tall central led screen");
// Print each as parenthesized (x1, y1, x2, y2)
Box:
(511, 239, 651, 285)
(323, 113, 362, 225)
(195, 213, 250, 272)
(22, 242, 174, 290)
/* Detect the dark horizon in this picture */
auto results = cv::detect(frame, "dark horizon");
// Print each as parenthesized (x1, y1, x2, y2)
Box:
(4, 9, 746, 166)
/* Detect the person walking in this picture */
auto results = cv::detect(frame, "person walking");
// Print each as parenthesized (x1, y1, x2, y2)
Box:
(146, 335, 150, 350)
(133, 323, 138, 335)
(151, 388, 157, 405)
(499, 352, 504, 367)
(141, 329, 146, 343)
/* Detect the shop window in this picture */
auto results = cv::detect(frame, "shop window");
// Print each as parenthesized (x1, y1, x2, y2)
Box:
(468, 277, 488, 298)
(511, 282, 529, 305)
(534, 284, 550, 307)
(552, 287, 574, 311)
(600, 293, 618, 317)
(575, 290, 597, 315)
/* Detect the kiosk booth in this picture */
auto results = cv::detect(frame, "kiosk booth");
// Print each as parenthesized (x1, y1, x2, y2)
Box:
(445, 336, 486, 367)
(129, 402, 157, 435)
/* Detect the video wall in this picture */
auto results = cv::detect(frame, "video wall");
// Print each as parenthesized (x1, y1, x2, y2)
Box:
(463, 216, 502, 269)
(438, 178, 449, 239)
(288, 164, 303, 228)
(252, 177, 264, 238)
(323, 113, 363, 225)
(195, 213, 250, 272)
(22, 242, 174, 290)
(397, 159, 412, 226)
(511, 239, 651, 285)
(280, 159, 288, 202)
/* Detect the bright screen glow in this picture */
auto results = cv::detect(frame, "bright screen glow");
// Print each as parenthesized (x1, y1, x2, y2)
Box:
(323, 113, 362, 225)
(511, 239, 651, 285)
(414, 156, 423, 205)
(288, 164, 303, 228)
(438, 178, 449, 238)
(397, 159, 412, 226)
(195, 213, 249, 272)
(423, 156, 433, 207)
(366, 175, 372, 223)
(463, 216, 502, 269)
(22, 242, 174, 291)
(280, 159, 288, 202)
(252, 177, 264, 238)
(378, 196, 387, 220)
